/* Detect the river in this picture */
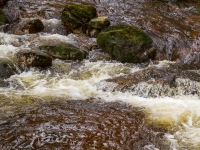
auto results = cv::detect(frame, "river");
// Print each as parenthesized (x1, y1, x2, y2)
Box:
(1, 0, 200, 149)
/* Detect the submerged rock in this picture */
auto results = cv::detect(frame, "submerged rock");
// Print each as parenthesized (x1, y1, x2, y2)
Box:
(97, 24, 155, 63)
(101, 65, 200, 97)
(16, 50, 52, 70)
(39, 44, 85, 61)
(61, 4, 97, 34)
(0, 9, 8, 26)
(22, 19, 44, 34)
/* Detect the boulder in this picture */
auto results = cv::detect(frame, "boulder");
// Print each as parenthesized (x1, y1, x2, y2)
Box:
(0, 58, 16, 79)
(16, 50, 52, 70)
(39, 43, 85, 61)
(61, 4, 97, 34)
(22, 19, 44, 34)
(0, 58, 16, 87)
(0, 9, 8, 26)
(87, 16, 110, 37)
(97, 24, 155, 63)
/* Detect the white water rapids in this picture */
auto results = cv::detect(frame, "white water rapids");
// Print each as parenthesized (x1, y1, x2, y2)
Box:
(0, 31, 200, 149)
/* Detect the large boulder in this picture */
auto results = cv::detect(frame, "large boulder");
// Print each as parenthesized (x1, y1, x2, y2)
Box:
(16, 50, 52, 70)
(61, 4, 97, 34)
(22, 19, 44, 34)
(97, 24, 155, 63)
(0, 9, 8, 26)
(39, 43, 85, 61)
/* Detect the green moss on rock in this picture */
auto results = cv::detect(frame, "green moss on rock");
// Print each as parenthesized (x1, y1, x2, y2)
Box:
(61, 4, 97, 34)
(88, 16, 110, 30)
(0, 9, 8, 26)
(39, 43, 85, 61)
(97, 24, 153, 63)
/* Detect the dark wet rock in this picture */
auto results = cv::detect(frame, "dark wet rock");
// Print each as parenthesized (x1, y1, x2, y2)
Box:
(16, 50, 52, 70)
(101, 65, 200, 97)
(22, 19, 44, 34)
(39, 43, 85, 61)
(0, 58, 16, 79)
(0, 58, 16, 87)
(97, 24, 155, 63)
(0, 9, 8, 26)
(10, 19, 67, 35)
(61, 4, 97, 34)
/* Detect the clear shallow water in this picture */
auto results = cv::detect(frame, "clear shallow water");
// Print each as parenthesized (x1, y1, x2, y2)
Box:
(1, 0, 200, 149)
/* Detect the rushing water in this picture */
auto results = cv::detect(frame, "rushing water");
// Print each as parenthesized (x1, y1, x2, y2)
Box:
(1, 0, 200, 149)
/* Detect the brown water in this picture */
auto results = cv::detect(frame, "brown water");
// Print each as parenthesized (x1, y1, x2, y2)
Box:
(1, 99, 166, 150)
(1, 0, 200, 149)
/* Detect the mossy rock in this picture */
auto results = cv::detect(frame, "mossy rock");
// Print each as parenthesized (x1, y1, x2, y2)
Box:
(87, 16, 110, 37)
(97, 24, 154, 63)
(0, 9, 8, 26)
(39, 44, 85, 61)
(16, 50, 52, 70)
(88, 16, 110, 30)
(61, 4, 97, 34)
(22, 19, 44, 34)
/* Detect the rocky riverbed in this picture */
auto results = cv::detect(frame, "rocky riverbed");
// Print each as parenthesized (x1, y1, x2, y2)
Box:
(1, 0, 200, 149)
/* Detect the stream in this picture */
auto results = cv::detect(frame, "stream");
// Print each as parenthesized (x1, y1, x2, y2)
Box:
(1, 0, 200, 149)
